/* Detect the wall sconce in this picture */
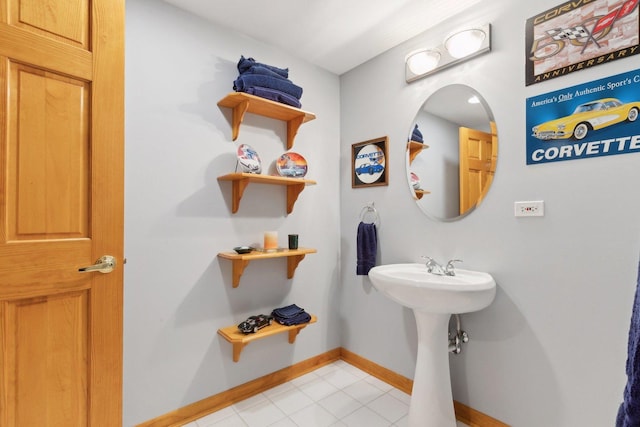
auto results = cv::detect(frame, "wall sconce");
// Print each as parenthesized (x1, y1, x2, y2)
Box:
(405, 23, 491, 83)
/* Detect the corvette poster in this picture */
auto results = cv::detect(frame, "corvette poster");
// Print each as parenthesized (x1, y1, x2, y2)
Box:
(526, 68, 640, 165)
(526, 0, 639, 86)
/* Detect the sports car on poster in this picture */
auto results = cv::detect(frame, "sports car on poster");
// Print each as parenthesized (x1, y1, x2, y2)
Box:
(532, 98, 640, 141)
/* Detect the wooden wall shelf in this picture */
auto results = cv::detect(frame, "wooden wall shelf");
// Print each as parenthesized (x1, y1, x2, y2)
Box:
(217, 92, 316, 150)
(217, 247, 317, 287)
(407, 141, 429, 164)
(218, 315, 317, 362)
(217, 173, 316, 214)
(215, 93, 319, 364)
(414, 189, 430, 200)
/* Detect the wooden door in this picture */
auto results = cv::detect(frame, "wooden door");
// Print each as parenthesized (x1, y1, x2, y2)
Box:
(459, 126, 496, 215)
(0, 0, 124, 425)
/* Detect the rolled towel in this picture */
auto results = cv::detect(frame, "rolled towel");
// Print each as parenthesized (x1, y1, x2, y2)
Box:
(356, 222, 377, 275)
(241, 86, 302, 108)
(234, 74, 303, 100)
(237, 55, 289, 79)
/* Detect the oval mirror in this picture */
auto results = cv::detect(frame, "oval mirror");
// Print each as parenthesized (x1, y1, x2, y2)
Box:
(406, 84, 497, 221)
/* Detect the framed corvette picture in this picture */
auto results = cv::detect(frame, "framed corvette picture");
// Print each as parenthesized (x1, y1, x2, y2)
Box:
(352, 137, 389, 188)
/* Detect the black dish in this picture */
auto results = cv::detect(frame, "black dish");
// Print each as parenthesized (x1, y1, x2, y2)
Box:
(233, 246, 254, 254)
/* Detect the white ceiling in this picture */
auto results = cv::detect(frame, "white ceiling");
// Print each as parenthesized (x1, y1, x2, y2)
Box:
(163, 0, 482, 75)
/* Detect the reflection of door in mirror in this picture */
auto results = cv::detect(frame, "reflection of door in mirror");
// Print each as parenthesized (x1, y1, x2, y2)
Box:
(459, 123, 497, 215)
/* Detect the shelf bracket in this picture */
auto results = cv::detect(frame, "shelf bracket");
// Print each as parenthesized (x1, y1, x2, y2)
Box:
(287, 254, 306, 279)
(231, 178, 250, 214)
(407, 141, 428, 165)
(288, 325, 307, 343)
(232, 342, 247, 362)
(231, 100, 250, 141)
(286, 183, 306, 214)
(286, 115, 305, 151)
(231, 259, 250, 288)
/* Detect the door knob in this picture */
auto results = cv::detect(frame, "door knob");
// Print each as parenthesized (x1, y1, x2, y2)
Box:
(79, 255, 116, 273)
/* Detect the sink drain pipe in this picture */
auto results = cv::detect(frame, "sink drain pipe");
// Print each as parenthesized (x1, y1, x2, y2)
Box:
(448, 314, 469, 354)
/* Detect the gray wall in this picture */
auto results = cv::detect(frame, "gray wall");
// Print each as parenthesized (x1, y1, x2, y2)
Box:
(412, 110, 460, 218)
(124, 1, 340, 425)
(125, 0, 640, 426)
(340, 0, 640, 426)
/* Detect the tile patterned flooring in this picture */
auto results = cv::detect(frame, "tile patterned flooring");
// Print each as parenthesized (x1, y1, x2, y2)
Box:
(184, 360, 469, 427)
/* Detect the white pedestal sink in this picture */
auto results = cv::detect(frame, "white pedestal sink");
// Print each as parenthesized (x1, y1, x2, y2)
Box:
(368, 263, 496, 427)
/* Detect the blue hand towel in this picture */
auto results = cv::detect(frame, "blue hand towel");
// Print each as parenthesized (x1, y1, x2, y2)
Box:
(241, 86, 302, 108)
(234, 74, 303, 100)
(617, 260, 640, 427)
(237, 55, 289, 79)
(357, 222, 377, 275)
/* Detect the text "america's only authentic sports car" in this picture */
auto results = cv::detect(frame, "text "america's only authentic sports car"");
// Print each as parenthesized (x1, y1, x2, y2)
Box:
(532, 98, 639, 141)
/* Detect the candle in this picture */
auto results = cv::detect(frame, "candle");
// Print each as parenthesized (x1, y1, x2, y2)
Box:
(288, 234, 299, 250)
(264, 231, 278, 250)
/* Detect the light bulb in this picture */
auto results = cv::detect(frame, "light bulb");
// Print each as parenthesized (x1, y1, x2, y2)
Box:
(444, 29, 486, 59)
(406, 50, 441, 75)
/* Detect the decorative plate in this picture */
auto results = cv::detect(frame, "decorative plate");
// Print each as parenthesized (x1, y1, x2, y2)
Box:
(237, 144, 262, 174)
(410, 172, 421, 190)
(276, 152, 308, 178)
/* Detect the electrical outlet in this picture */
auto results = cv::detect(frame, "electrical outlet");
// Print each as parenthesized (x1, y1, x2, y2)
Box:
(514, 200, 544, 217)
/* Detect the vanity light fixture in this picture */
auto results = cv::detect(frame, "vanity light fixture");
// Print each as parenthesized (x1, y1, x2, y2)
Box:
(406, 49, 441, 75)
(445, 28, 487, 58)
(405, 23, 491, 83)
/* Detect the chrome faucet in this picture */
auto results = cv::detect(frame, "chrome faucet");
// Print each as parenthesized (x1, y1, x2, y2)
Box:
(422, 257, 463, 276)
(423, 256, 446, 275)
(445, 259, 463, 276)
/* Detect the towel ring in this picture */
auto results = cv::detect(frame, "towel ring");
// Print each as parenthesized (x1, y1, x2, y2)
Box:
(359, 203, 380, 227)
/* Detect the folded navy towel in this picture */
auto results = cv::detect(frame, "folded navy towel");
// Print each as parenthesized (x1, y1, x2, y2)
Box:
(237, 55, 289, 79)
(234, 74, 303, 100)
(241, 86, 302, 108)
(617, 260, 640, 426)
(241, 64, 289, 80)
(272, 304, 305, 319)
(357, 222, 377, 275)
(271, 304, 311, 326)
(411, 124, 423, 143)
(275, 311, 311, 326)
